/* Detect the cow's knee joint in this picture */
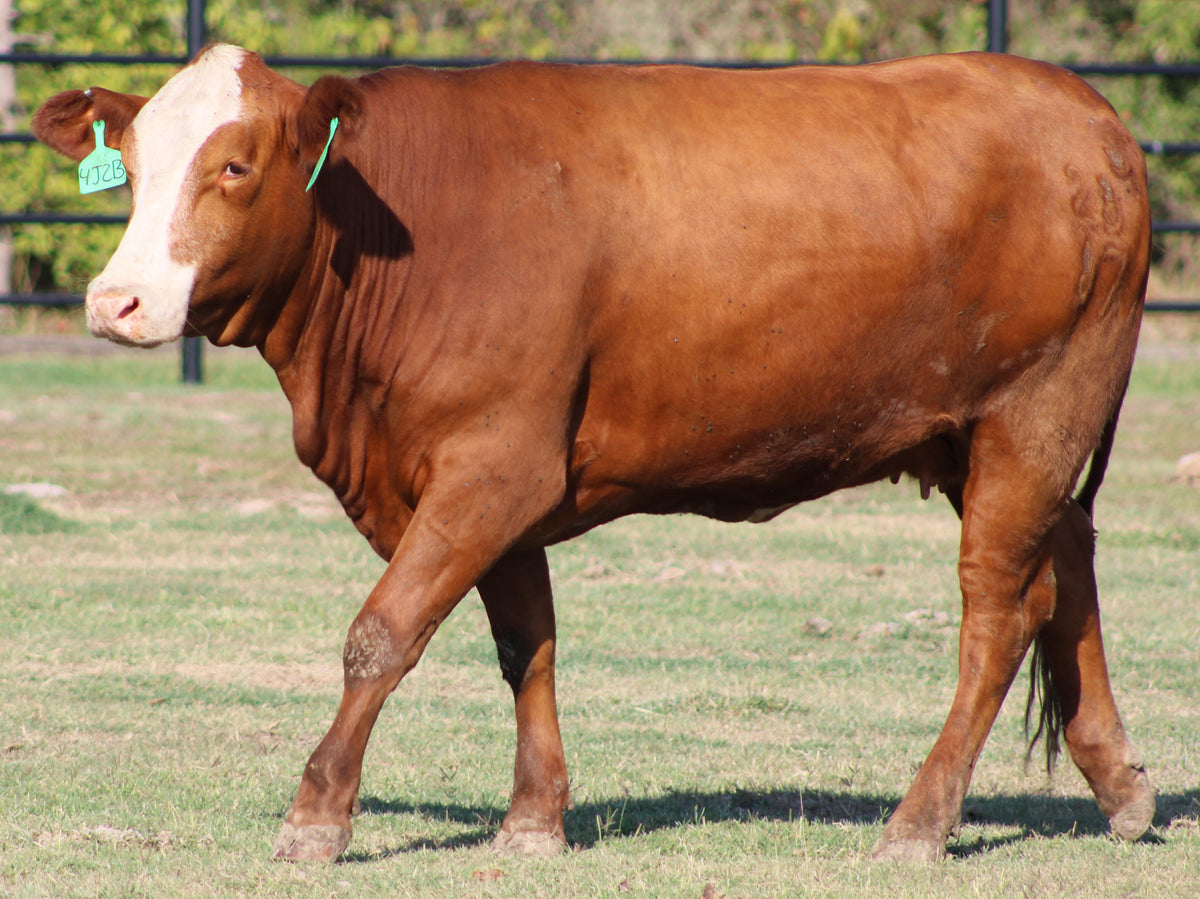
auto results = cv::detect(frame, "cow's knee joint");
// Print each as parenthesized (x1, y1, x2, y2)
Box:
(343, 612, 396, 684)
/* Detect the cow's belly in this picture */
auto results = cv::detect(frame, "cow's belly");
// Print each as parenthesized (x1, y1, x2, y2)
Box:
(565, 380, 967, 530)
(565, 170, 1080, 526)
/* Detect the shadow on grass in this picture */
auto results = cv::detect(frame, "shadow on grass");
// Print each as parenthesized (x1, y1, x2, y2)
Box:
(338, 786, 1200, 862)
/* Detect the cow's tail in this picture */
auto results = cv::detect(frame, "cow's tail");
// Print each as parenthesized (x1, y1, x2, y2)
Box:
(1024, 391, 1125, 774)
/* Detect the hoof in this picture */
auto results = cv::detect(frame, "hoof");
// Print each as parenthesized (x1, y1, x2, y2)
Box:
(870, 835, 945, 864)
(491, 827, 567, 857)
(1109, 768, 1155, 842)
(271, 820, 352, 862)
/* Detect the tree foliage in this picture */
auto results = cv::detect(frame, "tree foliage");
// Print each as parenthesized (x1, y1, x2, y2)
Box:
(5, 0, 1199, 298)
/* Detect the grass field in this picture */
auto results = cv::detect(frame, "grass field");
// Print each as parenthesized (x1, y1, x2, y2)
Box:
(0, 331, 1197, 898)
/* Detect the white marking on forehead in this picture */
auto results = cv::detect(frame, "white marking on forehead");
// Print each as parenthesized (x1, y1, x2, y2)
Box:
(134, 44, 247, 164)
(128, 43, 247, 229)
(87, 45, 248, 345)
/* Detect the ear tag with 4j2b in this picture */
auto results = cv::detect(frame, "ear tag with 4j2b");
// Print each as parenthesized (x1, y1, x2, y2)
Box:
(78, 120, 127, 195)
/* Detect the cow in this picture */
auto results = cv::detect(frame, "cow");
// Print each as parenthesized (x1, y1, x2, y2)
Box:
(33, 45, 1155, 863)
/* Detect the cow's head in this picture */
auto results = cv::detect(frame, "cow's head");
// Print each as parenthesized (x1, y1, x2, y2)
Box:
(33, 45, 363, 347)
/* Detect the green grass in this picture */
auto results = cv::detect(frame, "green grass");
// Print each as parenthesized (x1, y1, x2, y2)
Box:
(0, 339, 1198, 897)
(0, 493, 79, 535)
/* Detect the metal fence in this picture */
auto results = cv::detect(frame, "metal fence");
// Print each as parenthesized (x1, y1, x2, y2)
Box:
(0, 0, 1197, 383)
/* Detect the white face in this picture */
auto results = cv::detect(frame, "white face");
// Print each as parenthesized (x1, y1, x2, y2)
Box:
(86, 45, 247, 346)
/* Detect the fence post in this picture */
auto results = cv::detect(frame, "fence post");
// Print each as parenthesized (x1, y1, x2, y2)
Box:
(988, 0, 1008, 54)
(0, 0, 14, 298)
(181, 0, 206, 384)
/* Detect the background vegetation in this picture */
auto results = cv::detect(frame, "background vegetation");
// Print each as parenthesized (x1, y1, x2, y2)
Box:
(0, 0, 1197, 313)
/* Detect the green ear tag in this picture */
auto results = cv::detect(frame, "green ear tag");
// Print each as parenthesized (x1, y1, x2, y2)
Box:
(78, 120, 127, 195)
(305, 117, 340, 192)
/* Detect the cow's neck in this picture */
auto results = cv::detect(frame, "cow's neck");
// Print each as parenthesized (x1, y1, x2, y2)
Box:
(259, 155, 419, 558)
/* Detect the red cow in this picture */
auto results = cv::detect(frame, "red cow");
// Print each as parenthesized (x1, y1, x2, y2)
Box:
(33, 46, 1154, 862)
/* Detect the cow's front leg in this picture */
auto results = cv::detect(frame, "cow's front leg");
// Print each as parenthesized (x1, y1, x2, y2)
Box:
(271, 511, 497, 862)
(478, 548, 570, 856)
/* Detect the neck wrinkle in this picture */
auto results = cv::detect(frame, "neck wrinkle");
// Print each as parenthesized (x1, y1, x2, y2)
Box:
(258, 219, 340, 375)
(260, 213, 346, 468)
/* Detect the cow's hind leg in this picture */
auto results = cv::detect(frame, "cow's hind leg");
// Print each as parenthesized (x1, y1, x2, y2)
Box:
(478, 549, 571, 856)
(871, 419, 1070, 862)
(1027, 499, 1154, 838)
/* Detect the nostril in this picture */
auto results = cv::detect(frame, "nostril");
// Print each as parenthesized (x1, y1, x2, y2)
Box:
(117, 297, 141, 320)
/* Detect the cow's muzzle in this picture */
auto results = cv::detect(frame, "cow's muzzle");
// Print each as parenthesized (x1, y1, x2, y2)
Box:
(86, 288, 166, 347)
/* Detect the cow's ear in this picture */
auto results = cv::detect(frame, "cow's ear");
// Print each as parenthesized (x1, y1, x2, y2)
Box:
(32, 88, 148, 162)
(294, 75, 364, 175)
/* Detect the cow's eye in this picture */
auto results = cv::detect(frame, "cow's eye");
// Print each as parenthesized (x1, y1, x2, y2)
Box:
(223, 161, 250, 179)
